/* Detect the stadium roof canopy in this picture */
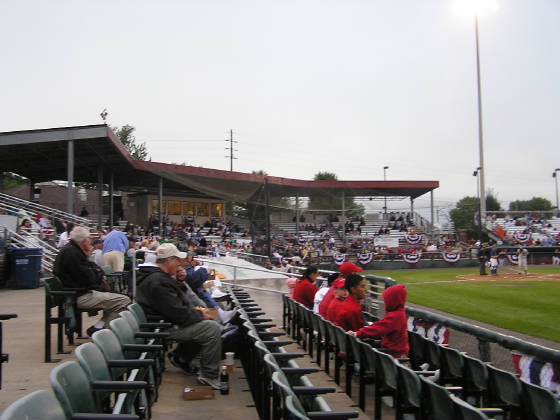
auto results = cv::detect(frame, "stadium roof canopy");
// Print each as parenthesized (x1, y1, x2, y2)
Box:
(0, 124, 439, 202)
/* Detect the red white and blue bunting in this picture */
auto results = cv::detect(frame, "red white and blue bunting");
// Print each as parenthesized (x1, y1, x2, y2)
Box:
(405, 233, 423, 244)
(513, 232, 531, 243)
(297, 236, 306, 245)
(403, 253, 422, 265)
(507, 254, 519, 265)
(357, 252, 374, 266)
(333, 253, 346, 266)
(512, 353, 560, 394)
(407, 317, 450, 345)
(441, 252, 461, 264)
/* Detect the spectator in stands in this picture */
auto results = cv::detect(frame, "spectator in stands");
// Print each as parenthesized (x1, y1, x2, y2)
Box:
(102, 228, 129, 272)
(17, 219, 32, 234)
(292, 265, 319, 309)
(327, 274, 365, 331)
(348, 284, 409, 358)
(53, 226, 131, 336)
(56, 222, 74, 248)
(325, 277, 350, 321)
(136, 243, 223, 389)
(313, 272, 339, 313)
(89, 239, 104, 267)
(318, 261, 362, 318)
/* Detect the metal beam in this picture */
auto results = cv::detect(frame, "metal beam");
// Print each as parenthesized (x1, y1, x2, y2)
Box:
(97, 166, 103, 229)
(109, 172, 114, 228)
(67, 140, 74, 214)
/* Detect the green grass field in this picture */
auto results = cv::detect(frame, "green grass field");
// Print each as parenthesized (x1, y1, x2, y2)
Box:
(362, 267, 560, 343)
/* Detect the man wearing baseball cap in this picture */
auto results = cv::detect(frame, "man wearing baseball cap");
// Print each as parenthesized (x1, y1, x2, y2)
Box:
(136, 243, 223, 390)
(318, 262, 362, 318)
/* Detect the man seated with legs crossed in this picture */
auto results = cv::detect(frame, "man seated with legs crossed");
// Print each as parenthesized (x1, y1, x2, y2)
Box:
(53, 226, 131, 336)
(136, 243, 223, 390)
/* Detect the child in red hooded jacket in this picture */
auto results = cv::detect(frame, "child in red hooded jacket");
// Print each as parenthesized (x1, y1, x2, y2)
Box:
(348, 284, 409, 358)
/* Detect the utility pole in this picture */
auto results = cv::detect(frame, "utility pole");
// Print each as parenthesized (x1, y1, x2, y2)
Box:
(225, 129, 237, 171)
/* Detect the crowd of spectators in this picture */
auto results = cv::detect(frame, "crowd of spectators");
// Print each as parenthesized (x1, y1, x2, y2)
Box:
(290, 261, 409, 358)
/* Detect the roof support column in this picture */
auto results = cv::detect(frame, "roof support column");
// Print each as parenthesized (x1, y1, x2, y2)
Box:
(295, 194, 299, 237)
(97, 166, 103, 229)
(29, 180, 35, 202)
(430, 190, 435, 241)
(341, 191, 346, 245)
(264, 178, 271, 257)
(109, 172, 114, 228)
(158, 177, 163, 238)
(66, 139, 74, 214)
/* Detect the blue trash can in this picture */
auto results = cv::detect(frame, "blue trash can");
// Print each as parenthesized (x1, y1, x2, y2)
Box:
(10, 248, 42, 289)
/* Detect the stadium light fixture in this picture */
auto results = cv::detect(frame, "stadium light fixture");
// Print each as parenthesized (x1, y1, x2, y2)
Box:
(383, 166, 389, 216)
(554, 168, 560, 211)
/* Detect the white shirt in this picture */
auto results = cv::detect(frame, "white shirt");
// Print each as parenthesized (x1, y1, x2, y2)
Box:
(313, 287, 330, 314)
(57, 231, 70, 248)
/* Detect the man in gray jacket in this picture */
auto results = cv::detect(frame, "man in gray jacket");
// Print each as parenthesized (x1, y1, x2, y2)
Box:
(136, 243, 223, 390)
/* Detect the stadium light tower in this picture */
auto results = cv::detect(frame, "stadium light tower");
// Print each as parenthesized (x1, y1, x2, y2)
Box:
(553, 168, 560, 211)
(383, 166, 389, 217)
(454, 0, 498, 223)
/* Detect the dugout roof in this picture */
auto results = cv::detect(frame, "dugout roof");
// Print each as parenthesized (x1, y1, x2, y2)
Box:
(0, 124, 439, 202)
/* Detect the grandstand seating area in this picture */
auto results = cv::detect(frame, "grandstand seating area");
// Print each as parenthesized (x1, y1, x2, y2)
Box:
(2, 260, 560, 419)
(486, 216, 560, 246)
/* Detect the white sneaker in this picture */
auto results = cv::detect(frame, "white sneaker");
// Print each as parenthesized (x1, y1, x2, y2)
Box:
(211, 289, 228, 298)
(219, 309, 238, 324)
(197, 375, 222, 390)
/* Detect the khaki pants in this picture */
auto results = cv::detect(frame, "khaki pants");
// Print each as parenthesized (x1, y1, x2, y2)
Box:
(77, 290, 131, 325)
(102, 250, 125, 272)
(168, 320, 222, 380)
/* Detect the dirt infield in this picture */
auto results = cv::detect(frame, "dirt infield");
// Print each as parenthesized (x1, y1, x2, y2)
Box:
(457, 272, 560, 282)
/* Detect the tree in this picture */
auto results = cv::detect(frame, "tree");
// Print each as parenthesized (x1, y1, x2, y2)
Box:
(308, 172, 364, 216)
(450, 196, 480, 237)
(449, 193, 502, 239)
(509, 197, 553, 212)
(112, 125, 149, 160)
(1, 172, 27, 191)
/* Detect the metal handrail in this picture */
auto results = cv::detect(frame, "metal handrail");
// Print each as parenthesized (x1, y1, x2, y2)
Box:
(2, 228, 56, 274)
(0, 192, 93, 227)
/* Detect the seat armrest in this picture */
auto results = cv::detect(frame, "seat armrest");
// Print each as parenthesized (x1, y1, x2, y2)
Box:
(282, 367, 320, 375)
(307, 411, 359, 420)
(91, 380, 148, 391)
(271, 352, 305, 360)
(134, 331, 170, 339)
(107, 359, 155, 368)
(262, 340, 293, 347)
(72, 413, 139, 420)
(122, 344, 163, 352)
(139, 322, 172, 328)
(292, 386, 336, 395)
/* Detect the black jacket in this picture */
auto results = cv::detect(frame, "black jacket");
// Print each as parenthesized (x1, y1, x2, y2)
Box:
(136, 266, 203, 327)
(53, 240, 103, 295)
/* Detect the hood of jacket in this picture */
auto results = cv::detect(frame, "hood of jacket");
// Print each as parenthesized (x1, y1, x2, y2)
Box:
(136, 265, 164, 286)
(382, 284, 407, 312)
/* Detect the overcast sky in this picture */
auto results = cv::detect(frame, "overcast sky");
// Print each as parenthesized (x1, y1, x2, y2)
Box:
(1, 1, 559, 217)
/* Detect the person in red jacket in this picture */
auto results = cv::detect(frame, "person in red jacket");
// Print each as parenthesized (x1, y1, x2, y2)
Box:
(318, 261, 362, 318)
(292, 265, 319, 309)
(327, 274, 366, 331)
(325, 277, 348, 321)
(348, 284, 409, 358)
